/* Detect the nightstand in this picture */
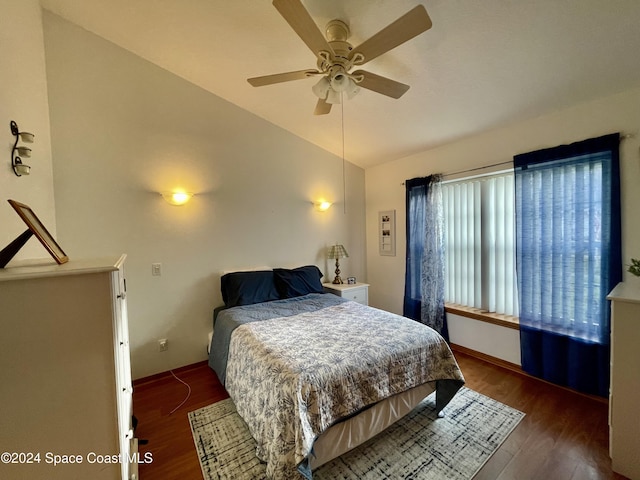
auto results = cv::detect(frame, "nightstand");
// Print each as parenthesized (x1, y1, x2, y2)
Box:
(323, 282, 369, 306)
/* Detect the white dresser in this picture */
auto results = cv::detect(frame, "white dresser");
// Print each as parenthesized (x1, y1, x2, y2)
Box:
(607, 282, 640, 480)
(0, 255, 137, 479)
(323, 282, 369, 306)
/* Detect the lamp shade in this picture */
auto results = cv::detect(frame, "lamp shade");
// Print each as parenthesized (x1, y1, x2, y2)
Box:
(345, 78, 360, 99)
(312, 77, 330, 99)
(327, 244, 349, 259)
(330, 72, 350, 92)
(326, 88, 342, 105)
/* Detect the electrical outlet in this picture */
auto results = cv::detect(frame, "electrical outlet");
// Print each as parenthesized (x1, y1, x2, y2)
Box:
(152, 263, 162, 276)
(158, 338, 168, 352)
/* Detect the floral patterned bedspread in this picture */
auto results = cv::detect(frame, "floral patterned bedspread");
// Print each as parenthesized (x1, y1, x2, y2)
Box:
(224, 296, 465, 479)
(210, 293, 348, 385)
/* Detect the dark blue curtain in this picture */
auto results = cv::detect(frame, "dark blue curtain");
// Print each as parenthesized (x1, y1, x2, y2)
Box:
(403, 175, 448, 340)
(514, 133, 621, 397)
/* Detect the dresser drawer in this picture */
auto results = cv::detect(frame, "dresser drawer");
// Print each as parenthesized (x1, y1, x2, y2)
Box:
(341, 287, 368, 305)
(323, 283, 369, 306)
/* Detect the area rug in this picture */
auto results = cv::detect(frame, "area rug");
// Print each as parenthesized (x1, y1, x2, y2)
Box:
(189, 387, 524, 479)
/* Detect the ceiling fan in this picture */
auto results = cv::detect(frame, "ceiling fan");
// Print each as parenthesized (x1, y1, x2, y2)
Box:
(248, 0, 432, 115)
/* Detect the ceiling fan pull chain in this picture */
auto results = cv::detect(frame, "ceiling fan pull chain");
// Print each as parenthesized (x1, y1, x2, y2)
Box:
(341, 94, 346, 215)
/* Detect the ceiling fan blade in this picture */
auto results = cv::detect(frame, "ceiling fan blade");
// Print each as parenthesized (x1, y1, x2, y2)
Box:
(248, 69, 321, 87)
(273, 0, 335, 59)
(349, 5, 432, 65)
(352, 70, 410, 99)
(314, 98, 332, 115)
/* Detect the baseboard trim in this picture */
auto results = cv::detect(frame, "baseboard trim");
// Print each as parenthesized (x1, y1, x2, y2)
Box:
(133, 360, 209, 387)
(133, 348, 606, 404)
(450, 343, 522, 374)
(450, 343, 608, 404)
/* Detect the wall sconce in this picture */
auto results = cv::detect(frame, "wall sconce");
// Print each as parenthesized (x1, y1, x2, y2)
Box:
(161, 191, 194, 206)
(314, 201, 332, 212)
(10, 121, 34, 177)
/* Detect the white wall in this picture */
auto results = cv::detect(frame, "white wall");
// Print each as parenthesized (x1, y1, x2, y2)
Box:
(43, 12, 366, 379)
(366, 87, 640, 361)
(0, 0, 56, 260)
(447, 314, 521, 365)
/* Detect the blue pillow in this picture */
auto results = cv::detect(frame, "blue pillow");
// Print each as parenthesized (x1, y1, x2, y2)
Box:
(273, 265, 324, 298)
(220, 270, 279, 307)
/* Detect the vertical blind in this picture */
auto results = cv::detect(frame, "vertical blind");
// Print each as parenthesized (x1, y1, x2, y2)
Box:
(443, 173, 519, 317)
(516, 152, 615, 343)
(514, 132, 621, 397)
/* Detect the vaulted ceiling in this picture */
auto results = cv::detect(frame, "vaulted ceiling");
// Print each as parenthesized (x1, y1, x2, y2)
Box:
(41, 0, 640, 168)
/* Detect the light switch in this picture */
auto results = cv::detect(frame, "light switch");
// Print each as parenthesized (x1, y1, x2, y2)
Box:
(152, 263, 162, 276)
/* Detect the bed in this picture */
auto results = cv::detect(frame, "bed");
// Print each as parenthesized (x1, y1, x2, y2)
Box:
(208, 266, 465, 479)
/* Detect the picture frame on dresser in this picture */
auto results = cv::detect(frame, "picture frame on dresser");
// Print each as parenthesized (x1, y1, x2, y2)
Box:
(5, 199, 68, 265)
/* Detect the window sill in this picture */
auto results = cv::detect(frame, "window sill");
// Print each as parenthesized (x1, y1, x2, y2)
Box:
(445, 304, 520, 330)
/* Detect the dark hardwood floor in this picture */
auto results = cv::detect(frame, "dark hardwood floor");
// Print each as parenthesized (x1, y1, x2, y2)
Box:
(133, 363, 229, 479)
(133, 351, 627, 480)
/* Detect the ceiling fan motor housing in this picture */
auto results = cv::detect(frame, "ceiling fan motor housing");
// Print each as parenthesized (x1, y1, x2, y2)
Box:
(320, 19, 353, 70)
(317, 20, 365, 94)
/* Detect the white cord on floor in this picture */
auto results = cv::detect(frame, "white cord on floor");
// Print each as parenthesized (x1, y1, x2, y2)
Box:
(168, 370, 192, 415)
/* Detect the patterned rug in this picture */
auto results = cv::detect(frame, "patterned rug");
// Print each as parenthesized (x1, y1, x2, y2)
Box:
(189, 387, 524, 479)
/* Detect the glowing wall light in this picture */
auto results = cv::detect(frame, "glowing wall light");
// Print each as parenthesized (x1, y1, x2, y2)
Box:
(161, 191, 194, 206)
(314, 201, 332, 212)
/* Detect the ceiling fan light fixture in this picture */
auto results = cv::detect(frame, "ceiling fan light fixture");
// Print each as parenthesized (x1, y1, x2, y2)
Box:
(330, 72, 350, 92)
(345, 78, 360, 99)
(326, 88, 342, 104)
(312, 76, 330, 99)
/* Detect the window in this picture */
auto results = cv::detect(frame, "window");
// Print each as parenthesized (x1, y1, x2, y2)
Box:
(442, 171, 519, 317)
(515, 143, 620, 344)
(514, 133, 621, 397)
